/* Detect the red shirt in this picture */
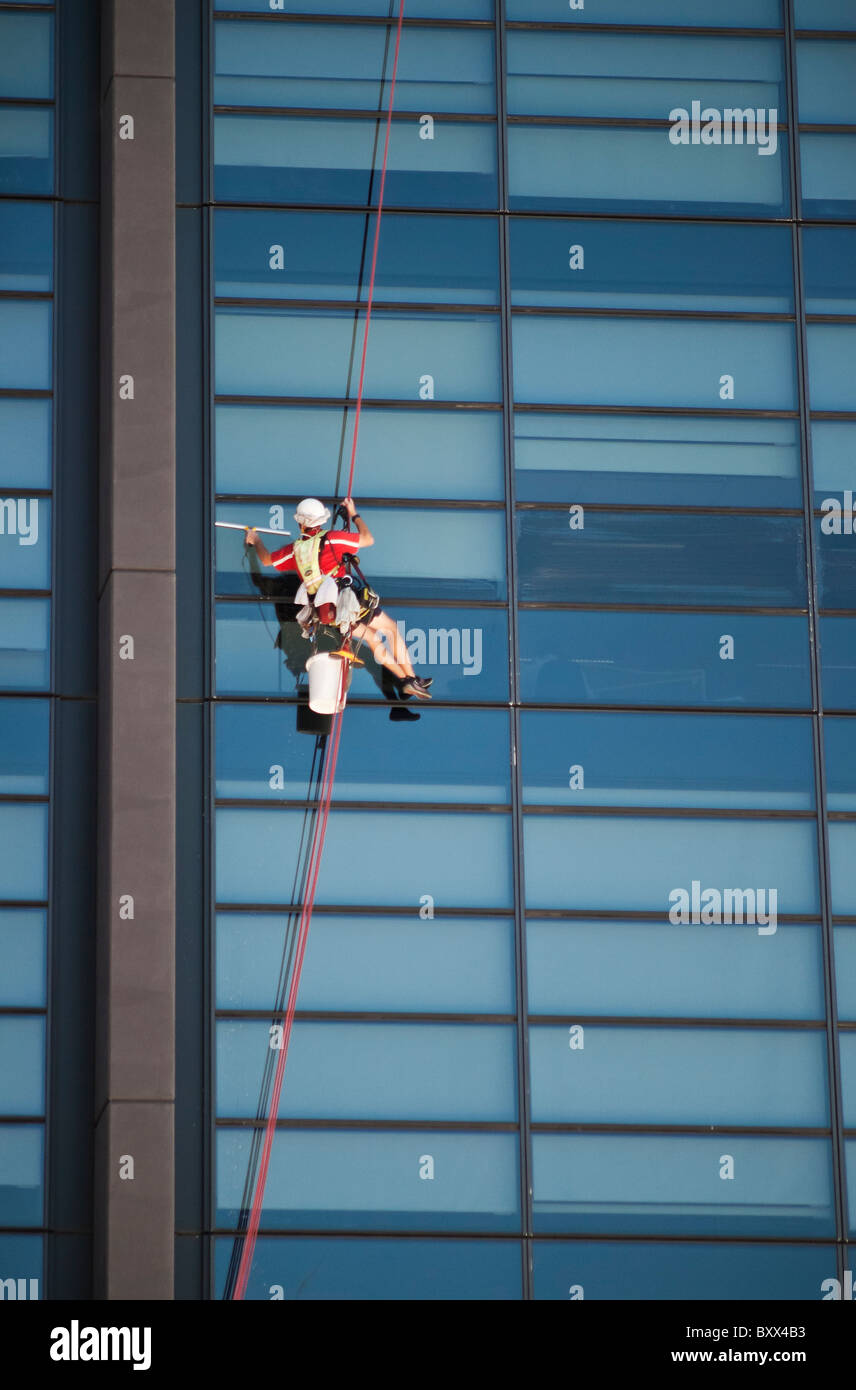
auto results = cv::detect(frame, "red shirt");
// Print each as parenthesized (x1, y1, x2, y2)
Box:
(270, 529, 361, 581)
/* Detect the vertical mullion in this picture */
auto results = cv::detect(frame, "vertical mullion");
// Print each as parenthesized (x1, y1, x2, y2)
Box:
(785, 0, 849, 1278)
(496, 0, 533, 1301)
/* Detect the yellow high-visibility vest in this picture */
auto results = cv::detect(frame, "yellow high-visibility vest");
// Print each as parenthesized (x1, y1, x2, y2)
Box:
(292, 531, 328, 595)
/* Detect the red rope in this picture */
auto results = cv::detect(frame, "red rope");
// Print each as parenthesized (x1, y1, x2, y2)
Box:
(231, 1, 405, 1300)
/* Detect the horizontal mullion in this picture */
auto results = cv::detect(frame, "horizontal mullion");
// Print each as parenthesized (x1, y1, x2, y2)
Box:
(0, 898, 47, 909)
(215, 1117, 518, 1132)
(215, 297, 500, 315)
(0, 290, 52, 302)
(0, 1005, 46, 1016)
(217, 495, 504, 509)
(800, 123, 856, 134)
(0, 96, 53, 109)
(207, 695, 816, 717)
(216, 592, 507, 608)
(215, 798, 510, 813)
(508, 114, 787, 131)
(514, 402, 799, 419)
(215, 394, 501, 411)
(528, 1015, 825, 1030)
(0, 487, 51, 499)
(516, 501, 805, 517)
(0, 793, 49, 805)
(511, 304, 794, 322)
(216, 1010, 516, 1024)
(806, 314, 856, 324)
(531, 1122, 829, 1137)
(0, 388, 51, 400)
(819, 609, 856, 619)
(0, 589, 50, 599)
(526, 908, 819, 924)
(214, 105, 495, 123)
(811, 412, 856, 421)
(213, 11, 494, 28)
(215, 902, 510, 917)
(0, 1114, 45, 1124)
(521, 804, 815, 820)
(505, 22, 784, 37)
(518, 601, 808, 616)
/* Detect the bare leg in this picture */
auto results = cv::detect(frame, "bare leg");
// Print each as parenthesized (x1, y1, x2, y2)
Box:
(351, 620, 411, 683)
(364, 611, 415, 677)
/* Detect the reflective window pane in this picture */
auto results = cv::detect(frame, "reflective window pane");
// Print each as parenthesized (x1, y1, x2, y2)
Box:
(216, 601, 508, 702)
(510, 219, 793, 313)
(0, 13, 52, 99)
(850, 1142, 856, 1239)
(217, 807, 513, 908)
(534, 1238, 834, 1301)
(509, 125, 788, 217)
(0, 1017, 44, 1114)
(0, 401, 51, 492)
(0, 108, 53, 197)
(521, 711, 815, 810)
(527, 920, 823, 1022)
(216, 307, 500, 401)
(0, 909, 46, 1008)
(820, 617, 856, 711)
(0, 498, 50, 590)
(797, 40, 856, 123)
(514, 412, 802, 509)
(217, 913, 515, 1013)
(816, 516, 856, 611)
(0, 302, 50, 390)
(812, 422, 856, 506)
(507, 33, 785, 122)
(0, 1235, 41, 1293)
(217, 502, 505, 601)
(0, 804, 48, 900)
(801, 134, 856, 221)
(519, 610, 811, 709)
(216, 703, 510, 802)
(840, 1032, 856, 1129)
(795, 0, 856, 27)
(524, 814, 818, 916)
(513, 317, 795, 410)
(0, 700, 49, 794)
(215, 114, 498, 209)
(532, 1134, 832, 1238)
(217, 1019, 517, 1120)
(804, 229, 856, 316)
(216, 403, 504, 500)
(219, 1, 494, 22)
(829, 823, 856, 915)
(530, 1026, 827, 1126)
(0, 1126, 42, 1227)
(216, 1128, 518, 1232)
(507, 0, 780, 23)
(835, 928, 856, 1018)
(0, 599, 50, 691)
(215, 209, 499, 304)
(213, 1234, 521, 1303)
(215, 21, 494, 114)
(0, 203, 52, 292)
(807, 324, 856, 412)
(518, 510, 805, 609)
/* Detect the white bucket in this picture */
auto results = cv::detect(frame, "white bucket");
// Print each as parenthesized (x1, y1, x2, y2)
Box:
(306, 652, 350, 714)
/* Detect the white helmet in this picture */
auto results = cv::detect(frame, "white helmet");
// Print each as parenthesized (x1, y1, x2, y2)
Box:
(294, 497, 331, 528)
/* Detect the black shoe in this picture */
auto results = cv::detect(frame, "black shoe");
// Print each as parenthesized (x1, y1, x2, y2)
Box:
(417, 675, 433, 687)
(401, 677, 432, 701)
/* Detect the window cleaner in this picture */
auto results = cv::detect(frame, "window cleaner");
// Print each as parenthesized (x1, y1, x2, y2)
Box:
(246, 496, 433, 700)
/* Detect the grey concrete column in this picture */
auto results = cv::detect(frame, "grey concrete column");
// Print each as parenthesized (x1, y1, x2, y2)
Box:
(95, 0, 176, 1300)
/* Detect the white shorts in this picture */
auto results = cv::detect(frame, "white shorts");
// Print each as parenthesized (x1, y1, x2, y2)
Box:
(295, 575, 339, 609)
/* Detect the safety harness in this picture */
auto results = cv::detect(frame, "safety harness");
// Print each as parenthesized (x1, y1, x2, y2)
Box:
(295, 527, 379, 628)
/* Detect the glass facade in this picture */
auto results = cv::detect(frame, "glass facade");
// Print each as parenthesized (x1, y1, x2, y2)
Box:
(205, 1, 853, 1301)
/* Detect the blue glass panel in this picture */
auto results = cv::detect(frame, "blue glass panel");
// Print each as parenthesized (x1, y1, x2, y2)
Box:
(0, 910, 46, 1008)
(507, 0, 780, 23)
(515, 412, 802, 508)
(215, 209, 499, 304)
(829, 823, 856, 915)
(534, 1239, 834, 1301)
(508, 124, 789, 217)
(0, 498, 49, 589)
(216, 703, 510, 801)
(527, 920, 823, 1021)
(0, 804, 47, 899)
(0, 599, 49, 691)
(217, 806, 512, 907)
(217, 1019, 517, 1120)
(808, 324, 856, 412)
(213, 1234, 521, 1302)
(0, 14, 52, 99)
(507, 33, 785, 121)
(849, 1142, 856, 1240)
(220, 0, 493, 13)
(797, 41, 856, 123)
(533, 1136, 831, 1238)
(0, 203, 52, 292)
(841, 1032, 856, 1128)
(816, 515, 856, 610)
(513, 317, 795, 410)
(525, 814, 817, 916)
(511, 219, 792, 313)
(0, 700, 48, 794)
(216, 601, 508, 702)
(0, 1125, 42, 1226)
(217, 502, 506, 601)
(521, 711, 815, 810)
(0, 108, 53, 196)
(216, 1127, 518, 1231)
(214, 113, 497, 209)
(812, 422, 856, 506)
(0, 1017, 44, 1113)
(0, 1235, 41, 1297)
(215, 21, 494, 113)
(804, 229, 856, 315)
(519, 610, 811, 709)
(215, 403, 504, 499)
(530, 1026, 827, 1125)
(216, 307, 500, 401)
(821, 617, 856, 710)
(801, 133, 856, 220)
(518, 510, 805, 609)
(0, 302, 50, 391)
(217, 913, 515, 1012)
(835, 928, 856, 1018)
(0, 401, 51, 492)
(795, 0, 856, 27)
